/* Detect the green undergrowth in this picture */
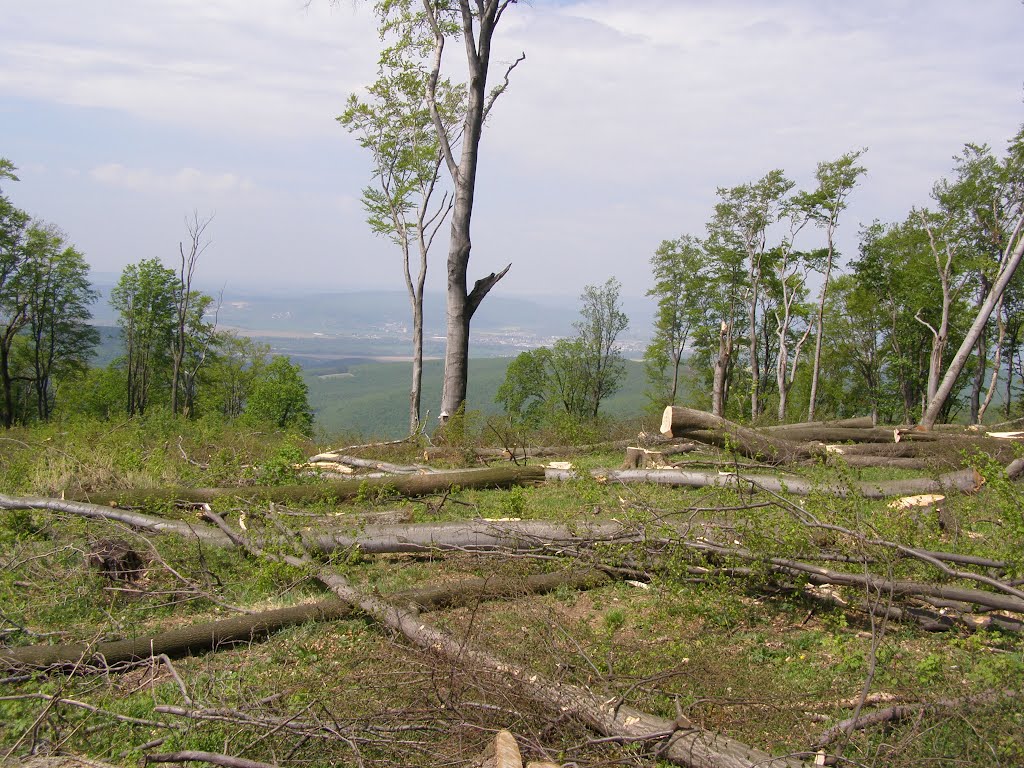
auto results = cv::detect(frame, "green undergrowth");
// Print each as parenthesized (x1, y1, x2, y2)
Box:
(1, 416, 1023, 766)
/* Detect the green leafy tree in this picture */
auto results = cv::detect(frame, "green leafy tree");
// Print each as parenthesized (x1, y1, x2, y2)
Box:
(340, 56, 463, 434)
(494, 346, 551, 427)
(497, 279, 628, 426)
(805, 150, 868, 420)
(197, 333, 270, 420)
(369, 0, 524, 422)
(242, 355, 313, 434)
(111, 258, 177, 416)
(710, 170, 793, 419)
(644, 236, 711, 410)
(21, 224, 99, 420)
(575, 278, 629, 418)
(0, 162, 30, 427)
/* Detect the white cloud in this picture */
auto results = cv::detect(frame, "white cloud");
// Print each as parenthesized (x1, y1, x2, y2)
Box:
(90, 163, 257, 197)
(3, 0, 1023, 298)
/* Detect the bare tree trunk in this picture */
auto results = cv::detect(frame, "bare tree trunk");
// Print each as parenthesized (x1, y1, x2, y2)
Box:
(921, 220, 1024, 429)
(807, 256, 832, 422)
(427, 1, 520, 421)
(748, 293, 760, 420)
(711, 321, 730, 417)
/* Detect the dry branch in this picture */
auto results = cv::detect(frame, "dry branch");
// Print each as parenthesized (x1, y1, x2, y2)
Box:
(0, 494, 233, 546)
(145, 751, 279, 768)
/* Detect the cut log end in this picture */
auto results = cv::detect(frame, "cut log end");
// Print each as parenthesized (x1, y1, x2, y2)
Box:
(660, 406, 674, 437)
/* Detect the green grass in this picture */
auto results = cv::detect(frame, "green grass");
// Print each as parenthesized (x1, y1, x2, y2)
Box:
(1, 415, 1023, 767)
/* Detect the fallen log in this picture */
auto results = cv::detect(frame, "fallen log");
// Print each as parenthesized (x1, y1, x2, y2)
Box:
(766, 417, 875, 432)
(306, 519, 638, 555)
(315, 569, 806, 768)
(660, 407, 822, 463)
(546, 467, 984, 500)
(64, 466, 545, 508)
(305, 454, 432, 474)
(0, 569, 613, 672)
(0, 494, 234, 547)
(763, 427, 903, 444)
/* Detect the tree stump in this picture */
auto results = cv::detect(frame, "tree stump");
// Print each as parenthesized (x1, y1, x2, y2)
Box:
(86, 538, 145, 582)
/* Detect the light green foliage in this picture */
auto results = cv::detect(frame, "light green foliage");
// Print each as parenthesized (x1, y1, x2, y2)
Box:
(0, 161, 99, 426)
(197, 333, 270, 420)
(110, 258, 177, 416)
(242, 355, 314, 434)
(339, 17, 465, 434)
(496, 278, 628, 434)
(644, 235, 711, 410)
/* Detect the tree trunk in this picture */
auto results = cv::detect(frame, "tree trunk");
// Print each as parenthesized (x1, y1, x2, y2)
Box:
(306, 519, 636, 555)
(921, 223, 1024, 429)
(63, 466, 545, 508)
(660, 406, 822, 463)
(0, 569, 611, 671)
(434, 2, 514, 420)
(711, 321, 730, 417)
(765, 416, 874, 433)
(547, 466, 984, 500)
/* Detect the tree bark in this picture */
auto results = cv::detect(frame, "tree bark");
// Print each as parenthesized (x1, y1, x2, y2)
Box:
(63, 465, 545, 507)
(0, 569, 612, 672)
(660, 407, 823, 463)
(429, 1, 517, 420)
(765, 416, 874, 433)
(306, 519, 637, 555)
(547, 467, 984, 500)
(921, 219, 1024, 428)
(711, 321, 731, 417)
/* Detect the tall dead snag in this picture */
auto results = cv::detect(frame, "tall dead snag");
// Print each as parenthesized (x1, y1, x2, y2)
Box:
(660, 406, 823, 463)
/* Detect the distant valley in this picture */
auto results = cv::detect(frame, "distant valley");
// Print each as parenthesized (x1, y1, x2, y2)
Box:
(89, 284, 658, 436)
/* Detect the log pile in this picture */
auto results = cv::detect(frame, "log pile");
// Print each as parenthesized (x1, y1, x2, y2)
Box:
(658, 406, 1024, 468)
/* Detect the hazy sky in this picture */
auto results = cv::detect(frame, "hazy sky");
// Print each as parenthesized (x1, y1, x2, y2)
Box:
(1, 0, 1022, 302)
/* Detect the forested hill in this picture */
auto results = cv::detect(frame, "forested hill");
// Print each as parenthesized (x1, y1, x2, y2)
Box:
(305, 357, 651, 438)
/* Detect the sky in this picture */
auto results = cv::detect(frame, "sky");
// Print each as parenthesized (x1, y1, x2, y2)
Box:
(1, 0, 1022, 305)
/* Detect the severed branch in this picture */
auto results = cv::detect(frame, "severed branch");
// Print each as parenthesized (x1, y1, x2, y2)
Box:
(813, 689, 1019, 748)
(146, 751, 279, 768)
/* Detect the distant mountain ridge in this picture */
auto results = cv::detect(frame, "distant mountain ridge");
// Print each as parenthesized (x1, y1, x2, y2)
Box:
(88, 281, 654, 342)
